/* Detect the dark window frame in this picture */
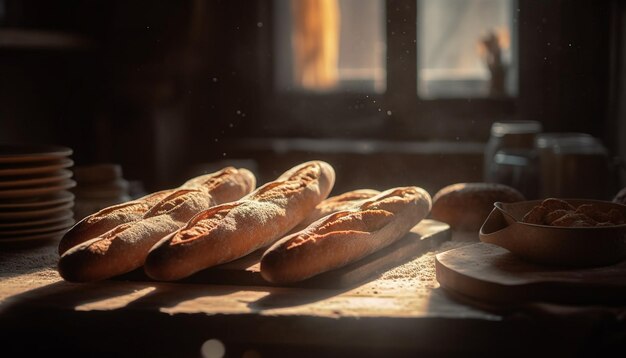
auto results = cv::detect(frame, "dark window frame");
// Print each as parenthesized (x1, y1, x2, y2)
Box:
(218, 0, 615, 153)
(248, 0, 517, 141)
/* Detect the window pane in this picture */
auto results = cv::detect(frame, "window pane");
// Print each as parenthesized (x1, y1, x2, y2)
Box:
(418, 0, 517, 98)
(275, 0, 386, 93)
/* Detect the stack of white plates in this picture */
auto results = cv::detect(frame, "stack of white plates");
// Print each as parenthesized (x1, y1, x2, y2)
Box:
(0, 145, 75, 246)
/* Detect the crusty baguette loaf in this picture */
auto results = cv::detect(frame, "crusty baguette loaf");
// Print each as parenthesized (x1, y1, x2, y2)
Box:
(58, 189, 173, 255)
(144, 160, 336, 281)
(260, 186, 432, 284)
(58, 168, 256, 282)
(291, 189, 380, 233)
(58, 168, 248, 255)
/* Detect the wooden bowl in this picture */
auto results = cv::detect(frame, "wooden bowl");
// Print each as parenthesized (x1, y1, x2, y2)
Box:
(479, 199, 626, 267)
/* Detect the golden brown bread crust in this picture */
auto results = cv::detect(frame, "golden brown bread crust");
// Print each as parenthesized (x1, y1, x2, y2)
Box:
(144, 161, 336, 281)
(259, 186, 432, 284)
(521, 198, 625, 227)
(291, 189, 380, 233)
(179, 169, 255, 200)
(430, 182, 525, 231)
(58, 189, 173, 255)
(58, 167, 253, 255)
(58, 168, 256, 282)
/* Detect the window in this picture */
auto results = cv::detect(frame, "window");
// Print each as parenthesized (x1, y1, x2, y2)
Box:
(263, 0, 519, 140)
(418, 0, 517, 98)
(275, 0, 516, 98)
(275, 0, 386, 93)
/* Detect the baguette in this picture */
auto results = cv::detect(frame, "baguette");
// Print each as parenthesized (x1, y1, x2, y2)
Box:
(260, 186, 432, 284)
(58, 189, 173, 255)
(58, 167, 256, 282)
(144, 160, 335, 281)
(58, 168, 248, 255)
(291, 189, 380, 233)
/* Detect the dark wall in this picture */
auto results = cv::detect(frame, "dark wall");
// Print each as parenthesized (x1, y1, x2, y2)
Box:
(0, 0, 623, 193)
(518, 0, 613, 138)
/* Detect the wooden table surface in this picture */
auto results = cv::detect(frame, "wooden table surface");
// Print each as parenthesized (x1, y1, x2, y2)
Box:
(1, 232, 624, 357)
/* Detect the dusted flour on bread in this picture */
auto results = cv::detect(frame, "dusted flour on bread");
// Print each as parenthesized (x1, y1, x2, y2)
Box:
(292, 189, 380, 232)
(85, 191, 170, 223)
(260, 186, 433, 284)
(58, 167, 254, 256)
(58, 189, 175, 255)
(144, 189, 217, 221)
(85, 218, 180, 255)
(58, 168, 256, 282)
(144, 160, 336, 281)
(173, 201, 284, 244)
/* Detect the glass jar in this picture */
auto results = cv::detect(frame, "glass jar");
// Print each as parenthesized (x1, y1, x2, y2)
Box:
(535, 133, 612, 199)
(484, 120, 543, 192)
(491, 148, 540, 199)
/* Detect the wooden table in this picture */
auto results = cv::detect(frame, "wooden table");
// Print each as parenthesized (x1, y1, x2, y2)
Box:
(1, 232, 624, 357)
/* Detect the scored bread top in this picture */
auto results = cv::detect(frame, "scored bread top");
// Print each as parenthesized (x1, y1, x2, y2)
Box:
(291, 189, 380, 232)
(259, 186, 432, 284)
(284, 187, 430, 249)
(143, 160, 336, 281)
(246, 161, 334, 201)
(318, 189, 381, 206)
(181, 167, 256, 204)
(143, 189, 210, 220)
(171, 203, 241, 244)
(57, 189, 174, 255)
(167, 160, 334, 246)
(58, 167, 256, 282)
(84, 190, 172, 224)
(58, 167, 254, 255)
(143, 167, 255, 221)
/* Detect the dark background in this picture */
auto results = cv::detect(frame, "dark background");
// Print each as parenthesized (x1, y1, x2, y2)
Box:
(1, 0, 625, 198)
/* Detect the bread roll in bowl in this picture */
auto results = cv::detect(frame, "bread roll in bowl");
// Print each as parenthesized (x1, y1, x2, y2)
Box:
(430, 182, 525, 232)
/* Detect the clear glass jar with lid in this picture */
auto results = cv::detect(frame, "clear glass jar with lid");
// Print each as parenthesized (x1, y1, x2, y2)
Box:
(484, 120, 543, 187)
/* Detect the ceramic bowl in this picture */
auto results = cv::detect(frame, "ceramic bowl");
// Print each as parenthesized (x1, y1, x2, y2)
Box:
(479, 199, 626, 267)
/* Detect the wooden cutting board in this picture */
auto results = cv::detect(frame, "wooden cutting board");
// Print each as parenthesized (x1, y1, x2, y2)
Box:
(118, 219, 451, 289)
(435, 242, 626, 307)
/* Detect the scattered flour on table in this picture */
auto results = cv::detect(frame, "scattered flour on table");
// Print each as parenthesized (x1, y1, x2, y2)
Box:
(0, 240, 62, 292)
(378, 240, 472, 284)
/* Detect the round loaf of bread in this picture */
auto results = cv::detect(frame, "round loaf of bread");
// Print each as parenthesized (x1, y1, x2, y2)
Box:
(430, 183, 525, 231)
